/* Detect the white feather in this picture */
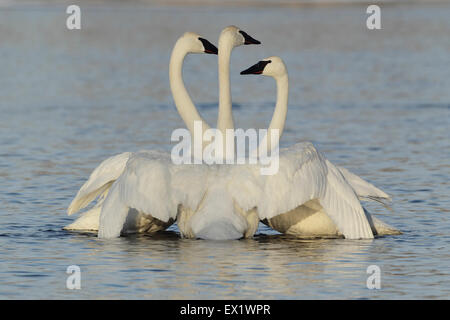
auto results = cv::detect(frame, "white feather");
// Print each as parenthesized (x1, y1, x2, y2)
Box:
(67, 152, 131, 216)
(336, 164, 391, 201)
(257, 143, 374, 239)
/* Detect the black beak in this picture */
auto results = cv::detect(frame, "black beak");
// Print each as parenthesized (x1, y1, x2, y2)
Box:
(199, 37, 218, 55)
(239, 30, 261, 45)
(240, 60, 271, 75)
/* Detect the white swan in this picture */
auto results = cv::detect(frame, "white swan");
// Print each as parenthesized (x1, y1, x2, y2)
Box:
(65, 26, 261, 235)
(239, 56, 401, 238)
(97, 27, 265, 240)
(64, 32, 218, 233)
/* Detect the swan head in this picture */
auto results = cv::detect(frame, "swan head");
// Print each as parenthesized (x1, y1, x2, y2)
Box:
(180, 32, 218, 55)
(220, 25, 261, 48)
(240, 56, 287, 78)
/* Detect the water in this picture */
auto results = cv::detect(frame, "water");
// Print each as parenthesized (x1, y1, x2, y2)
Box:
(0, 1, 449, 299)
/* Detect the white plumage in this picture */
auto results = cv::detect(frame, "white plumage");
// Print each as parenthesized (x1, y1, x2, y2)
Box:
(65, 31, 219, 234)
(239, 56, 400, 239)
(65, 27, 262, 237)
(91, 141, 397, 239)
(66, 35, 400, 240)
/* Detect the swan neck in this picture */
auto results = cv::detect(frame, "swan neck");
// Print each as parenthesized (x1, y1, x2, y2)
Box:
(270, 73, 289, 136)
(169, 40, 209, 136)
(217, 39, 234, 132)
(261, 73, 289, 153)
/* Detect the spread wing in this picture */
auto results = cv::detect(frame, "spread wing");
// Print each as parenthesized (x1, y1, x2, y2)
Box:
(98, 150, 210, 238)
(257, 142, 374, 239)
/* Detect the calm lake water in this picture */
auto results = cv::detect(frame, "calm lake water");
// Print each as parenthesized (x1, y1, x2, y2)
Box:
(0, 1, 449, 299)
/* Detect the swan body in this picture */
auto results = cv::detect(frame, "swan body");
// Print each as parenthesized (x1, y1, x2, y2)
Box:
(240, 56, 401, 238)
(97, 142, 396, 240)
(97, 151, 259, 239)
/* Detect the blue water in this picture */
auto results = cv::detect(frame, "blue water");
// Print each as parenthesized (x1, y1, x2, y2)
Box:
(0, 2, 449, 299)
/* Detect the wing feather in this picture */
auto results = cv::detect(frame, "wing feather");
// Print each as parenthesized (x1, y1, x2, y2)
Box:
(67, 152, 131, 215)
(336, 164, 391, 202)
(257, 142, 374, 239)
(321, 161, 374, 239)
(98, 150, 193, 238)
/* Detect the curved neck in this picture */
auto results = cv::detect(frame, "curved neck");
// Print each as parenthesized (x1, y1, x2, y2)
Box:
(169, 39, 210, 136)
(259, 73, 289, 153)
(217, 38, 234, 133)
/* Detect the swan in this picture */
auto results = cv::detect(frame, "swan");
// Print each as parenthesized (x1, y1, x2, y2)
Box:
(97, 27, 264, 240)
(65, 26, 261, 235)
(64, 32, 218, 233)
(239, 56, 401, 238)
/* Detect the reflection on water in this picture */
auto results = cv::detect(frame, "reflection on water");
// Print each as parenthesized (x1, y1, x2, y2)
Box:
(0, 2, 449, 299)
